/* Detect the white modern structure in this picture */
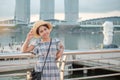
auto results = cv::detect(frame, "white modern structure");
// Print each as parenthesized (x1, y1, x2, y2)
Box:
(64, 0, 79, 22)
(40, 0, 55, 20)
(15, 0, 30, 24)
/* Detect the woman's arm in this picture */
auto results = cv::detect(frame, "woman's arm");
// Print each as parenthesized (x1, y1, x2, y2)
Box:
(56, 42, 64, 60)
(21, 39, 35, 53)
(21, 29, 35, 53)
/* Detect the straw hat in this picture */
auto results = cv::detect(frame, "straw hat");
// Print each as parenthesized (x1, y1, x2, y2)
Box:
(32, 20, 52, 38)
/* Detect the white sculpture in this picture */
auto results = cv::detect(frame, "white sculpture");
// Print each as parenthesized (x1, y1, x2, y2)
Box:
(102, 21, 114, 45)
(102, 21, 118, 48)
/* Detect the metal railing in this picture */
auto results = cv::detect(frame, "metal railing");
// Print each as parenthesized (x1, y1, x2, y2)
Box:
(0, 49, 120, 80)
(60, 49, 120, 80)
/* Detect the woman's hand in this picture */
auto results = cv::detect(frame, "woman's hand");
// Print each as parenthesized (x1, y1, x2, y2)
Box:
(26, 29, 34, 41)
(56, 43, 64, 60)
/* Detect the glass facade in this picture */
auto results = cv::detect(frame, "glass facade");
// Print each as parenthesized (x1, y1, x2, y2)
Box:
(15, 0, 30, 24)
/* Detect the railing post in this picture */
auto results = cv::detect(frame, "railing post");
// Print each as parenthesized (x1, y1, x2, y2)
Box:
(26, 71, 32, 80)
(60, 55, 67, 80)
(83, 66, 88, 77)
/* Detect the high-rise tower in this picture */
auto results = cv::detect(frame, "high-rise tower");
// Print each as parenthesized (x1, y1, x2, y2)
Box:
(64, 0, 79, 22)
(40, 0, 55, 20)
(15, 0, 30, 24)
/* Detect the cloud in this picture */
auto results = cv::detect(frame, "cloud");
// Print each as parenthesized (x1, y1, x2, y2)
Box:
(30, 11, 120, 22)
(79, 0, 120, 13)
(30, 0, 39, 14)
(79, 11, 120, 20)
(0, 0, 15, 17)
(55, 0, 64, 13)
(31, 0, 120, 13)
(0, 0, 120, 21)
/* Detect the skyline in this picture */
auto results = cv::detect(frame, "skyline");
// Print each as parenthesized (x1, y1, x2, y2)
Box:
(0, 0, 120, 22)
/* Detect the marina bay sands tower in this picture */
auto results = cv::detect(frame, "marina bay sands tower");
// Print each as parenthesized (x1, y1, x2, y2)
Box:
(14, 0, 30, 24)
(14, 0, 79, 24)
(65, 0, 79, 22)
(40, 0, 55, 20)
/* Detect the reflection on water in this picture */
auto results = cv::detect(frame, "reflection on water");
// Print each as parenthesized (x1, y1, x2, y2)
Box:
(0, 26, 29, 46)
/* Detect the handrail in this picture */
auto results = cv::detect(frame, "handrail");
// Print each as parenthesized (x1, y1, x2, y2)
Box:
(0, 62, 35, 67)
(60, 49, 120, 80)
(63, 57, 120, 63)
(64, 73, 120, 80)
(0, 49, 120, 58)
(64, 49, 120, 55)
(0, 53, 35, 59)
(64, 65, 120, 72)
(0, 73, 26, 77)
(0, 49, 120, 79)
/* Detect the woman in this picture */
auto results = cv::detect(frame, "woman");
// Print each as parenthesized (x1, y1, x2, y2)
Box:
(21, 20, 64, 80)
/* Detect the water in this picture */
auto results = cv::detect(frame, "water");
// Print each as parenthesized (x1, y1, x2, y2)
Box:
(64, 64, 120, 80)
(0, 26, 120, 80)
(0, 26, 120, 50)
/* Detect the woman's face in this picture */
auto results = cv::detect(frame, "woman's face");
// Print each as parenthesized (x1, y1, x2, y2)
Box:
(38, 26, 50, 39)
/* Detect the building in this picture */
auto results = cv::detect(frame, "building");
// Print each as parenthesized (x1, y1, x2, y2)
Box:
(64, 0, 79, 22)
(15, 0, 30, 24)
(40, 0, 55, 20)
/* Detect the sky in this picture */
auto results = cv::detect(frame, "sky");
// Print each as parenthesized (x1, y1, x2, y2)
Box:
(0, 0, 120, 22)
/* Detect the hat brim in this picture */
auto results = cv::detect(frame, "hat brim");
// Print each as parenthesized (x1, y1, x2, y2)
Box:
(32, 20, 52, 38)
